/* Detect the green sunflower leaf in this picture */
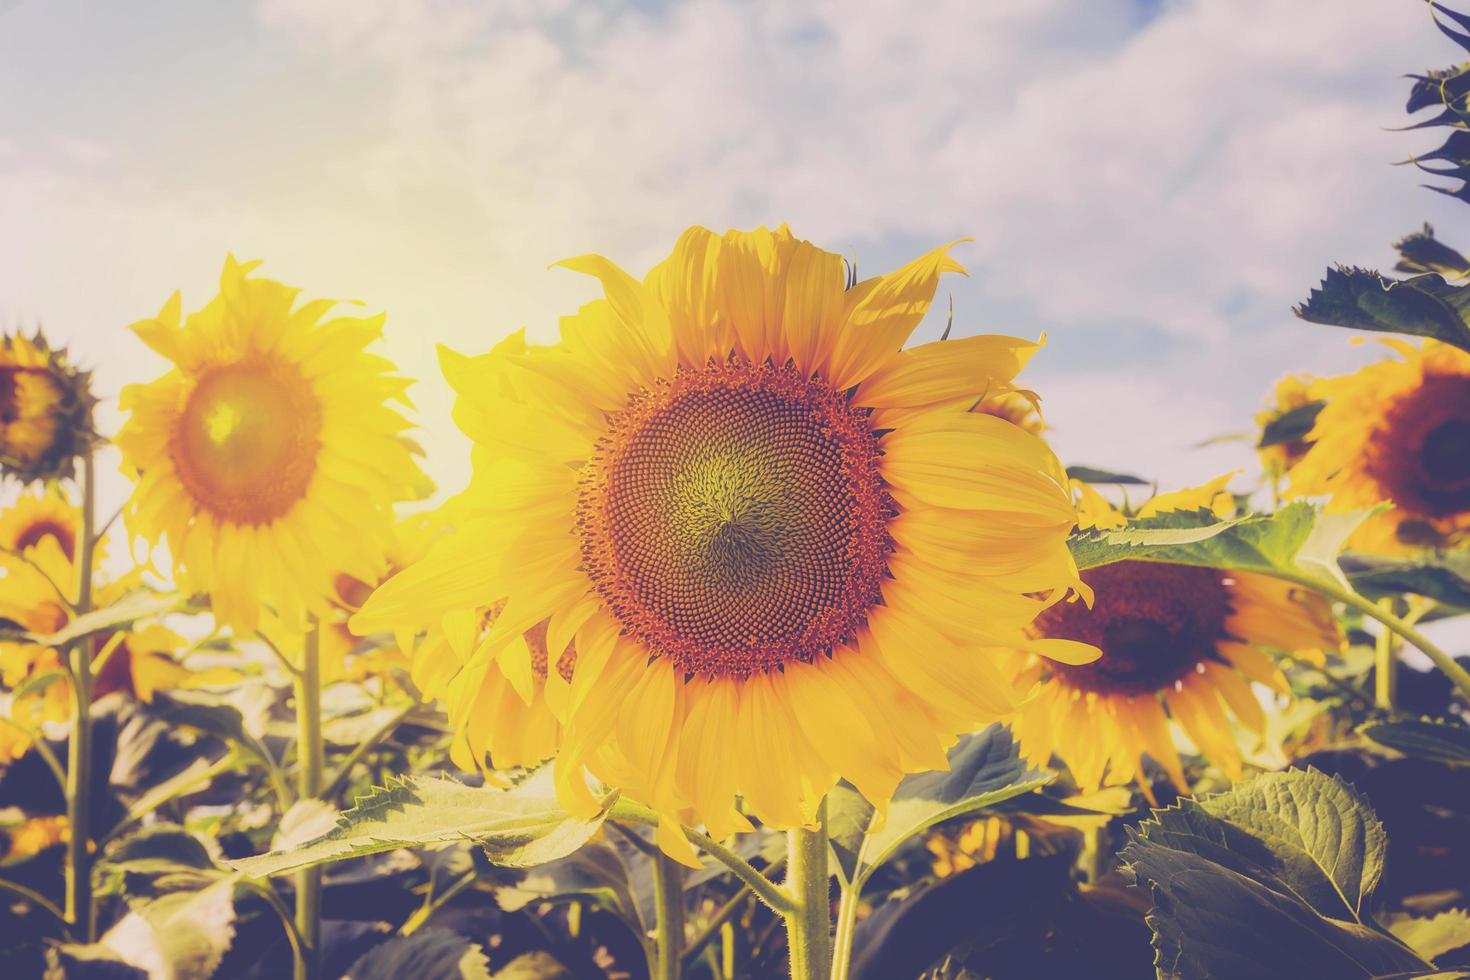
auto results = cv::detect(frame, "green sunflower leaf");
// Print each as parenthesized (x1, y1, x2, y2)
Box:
(851, 724, 1053, 887)
(1257, 400, 1325, 449)
(1068, 501, 1370, 592)
(1341, 552, 1470, 611)
(1294, 266, 1470, 355)
(1389, 909, 1470, 965)
(228, 766, 616, 878)
(1361, 718, 1470, 766)
(343, 929, 495, 980)
(1122, 768, 1427, 979)
(50, 877, 239, 980)
(19, 590, 190, 650)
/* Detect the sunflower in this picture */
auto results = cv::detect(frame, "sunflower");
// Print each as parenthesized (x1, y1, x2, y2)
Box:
(0, 815, 68, 863)
(408, 601, 567, 781)
(353, 225, 1093, 860)
(1288, 339, 1470, 552)
(116, 257, 425, 631)
(1008, 478, 1342, 796)
(0, 492, 221, 759)
(1255, 373, 1320, 480)
(0, 332, 94, 484)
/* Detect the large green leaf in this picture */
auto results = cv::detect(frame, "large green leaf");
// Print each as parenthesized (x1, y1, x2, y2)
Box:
(1342, 553, 1470, 611)
(36, 591, 189, 649)
(52, 878, 240, 980)
(1064, 465, 1149, 485)
(850, 725, 1052, 887)
(229, 767, 616, 878)
(1361, 718, 1470, 766)
(1122, 769, 1426, 979)
(1390, 910, 1470, 966)
(1198, 770, 1386, 923)
(1068, 502, 1368, 591)
(1257, 400, 1325, 449)
(1294, 266, 1470, 354)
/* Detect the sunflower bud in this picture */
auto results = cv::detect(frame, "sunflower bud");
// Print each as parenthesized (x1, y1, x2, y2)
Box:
(0, 332, 96, 484)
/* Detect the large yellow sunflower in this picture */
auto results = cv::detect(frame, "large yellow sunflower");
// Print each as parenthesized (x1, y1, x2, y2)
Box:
(0, 332, 94, 484)
(1289, 339, 1470, 552)
(116, 257, 425, 630)
(353, 225, 1093, 859)
(1008, 478, 1342, 796)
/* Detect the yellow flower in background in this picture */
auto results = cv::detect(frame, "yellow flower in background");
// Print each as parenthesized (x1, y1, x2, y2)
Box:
(355, 225, 1092, 861)
(1254, 373, 1320, 479)
(0, 815, 68, 863)
(0, 492, 236, 761)
(1008, 477, 1342, 797)
(1289, 339, 1470, 552)
(0, 332, 94, 484)
(116, 257, 426, 630)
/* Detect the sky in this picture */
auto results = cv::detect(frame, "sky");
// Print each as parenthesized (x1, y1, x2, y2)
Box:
(1, 1, 1465, 565)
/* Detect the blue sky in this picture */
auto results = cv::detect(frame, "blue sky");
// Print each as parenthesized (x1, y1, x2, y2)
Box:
(1, 0, 1464, 522)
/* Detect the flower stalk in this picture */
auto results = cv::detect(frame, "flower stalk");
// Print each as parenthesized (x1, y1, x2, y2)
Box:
(652, 849, 686, 980)
(294, 616, 325, 980)
(64, 451, 96, 940)
(784, 797, 833, 980)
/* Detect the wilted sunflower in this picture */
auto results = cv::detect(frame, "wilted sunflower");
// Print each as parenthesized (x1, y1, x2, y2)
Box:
(116, 257, 424, 630)
(1289, 339, 1470, 552)
(1008, 478, 1342, 796)
(354, 225, 1092, 860)
(0, 332, 94, 484)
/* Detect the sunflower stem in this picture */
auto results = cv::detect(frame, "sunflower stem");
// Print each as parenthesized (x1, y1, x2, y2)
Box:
(1285, 574, 1470, 708)
(783, 797, 832, 980)
(64, 451, 96, 941)
(293, 616, 325, 980)
(1374, 598, 1398, 712)
(652, 848, 686, 980)
(829, 883, 860, 980)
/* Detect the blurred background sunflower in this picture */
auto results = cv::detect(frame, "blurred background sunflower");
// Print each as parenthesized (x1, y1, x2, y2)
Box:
(1007, 478, 1344, 797)
(115, 258, 427, 631)
(1289, 339, 1470, 553)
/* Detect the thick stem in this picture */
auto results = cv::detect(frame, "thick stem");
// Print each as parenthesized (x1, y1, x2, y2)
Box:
(1280, 573, 1470, 707)
(1374, 599, 1398, 712)
(651, 849, 686, 980)
(65, 453, 97, 940)
(829, 883, 860, 980)
(783, 798, 832, 980)
(293, 617, 325, 980)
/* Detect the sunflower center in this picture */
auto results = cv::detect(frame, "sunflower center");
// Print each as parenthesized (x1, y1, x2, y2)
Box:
(171, 358, 323, 524)
(13, 519, 75, 562)
(1033, 562, 1233, 696)
(577, 360, 893, 679)
(1367, 373, 1470, 518)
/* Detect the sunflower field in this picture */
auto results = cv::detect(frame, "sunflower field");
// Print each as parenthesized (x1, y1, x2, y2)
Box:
(6, 5, 1470, 980)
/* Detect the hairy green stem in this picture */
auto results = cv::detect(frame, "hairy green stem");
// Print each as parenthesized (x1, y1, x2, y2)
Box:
(293, 617, 324, 980)
(64, 452, 96, 940)
(652, 849, 686, 980)
(784, 798, 832, 980)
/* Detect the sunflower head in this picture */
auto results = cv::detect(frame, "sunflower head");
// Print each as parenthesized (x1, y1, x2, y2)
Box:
(1288, 339, 1470, 552)
(1010, 478, 1342, 796)
(0, 331, 95, 484)
(356, 224, 1090, 859)
(116, 257, 425, 630)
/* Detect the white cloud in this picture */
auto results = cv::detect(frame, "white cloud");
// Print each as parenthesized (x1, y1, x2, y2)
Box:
(1, 0, 1462, 515)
